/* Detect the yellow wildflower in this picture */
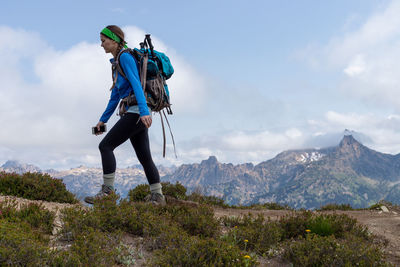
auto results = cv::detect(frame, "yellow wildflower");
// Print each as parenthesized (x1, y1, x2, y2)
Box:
(234, 226, 238, 229)
(305, 229, 311, 233)
(244, 239, 249, 243)
(244, 255, 251, 259)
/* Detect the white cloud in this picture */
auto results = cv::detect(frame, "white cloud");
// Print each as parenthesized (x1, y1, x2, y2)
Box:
(123, 26, 208, 113)
(307, 111, 400, 154)
(343, 54, 367, 77)
(0, 26, 211, 169)
(324, 111, 370, 128)
(174, 129, 307, 164)
(302, 0, 400, 109)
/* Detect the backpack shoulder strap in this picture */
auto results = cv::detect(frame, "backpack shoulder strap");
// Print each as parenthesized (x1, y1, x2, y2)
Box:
(115, 49, 129, 80)
(116, 48, 149, 91)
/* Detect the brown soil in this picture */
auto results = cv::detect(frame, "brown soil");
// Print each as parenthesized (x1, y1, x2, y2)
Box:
(2, 195, 399, 266)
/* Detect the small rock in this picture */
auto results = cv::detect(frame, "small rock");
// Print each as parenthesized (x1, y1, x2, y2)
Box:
(380, 206, 389, 212)
(378, 211, 383, 214)
(392, 211, 398, 215)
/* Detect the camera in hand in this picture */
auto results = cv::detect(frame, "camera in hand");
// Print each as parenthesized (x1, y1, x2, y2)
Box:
(92, 125, 107, 134)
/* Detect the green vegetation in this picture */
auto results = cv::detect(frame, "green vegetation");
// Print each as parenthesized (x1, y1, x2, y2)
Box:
(58, 194, 256, 266)
(219, 211, 389, 266)
(0, 172, 78, 204)
(0, 176, 393, 266)
(0, 201, 54, 266)
(317, 203, 354, 211)
(284, 234, 389, 266)
(236, 202, 292, 210)
(129, 181, 229, 207)
(368, 200, 394, 210)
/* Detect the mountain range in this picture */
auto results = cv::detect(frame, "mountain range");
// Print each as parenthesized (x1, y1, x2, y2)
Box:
(1, 135, 399, 209)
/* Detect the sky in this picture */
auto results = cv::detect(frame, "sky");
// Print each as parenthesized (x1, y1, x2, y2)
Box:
(2, 0, 400, 170)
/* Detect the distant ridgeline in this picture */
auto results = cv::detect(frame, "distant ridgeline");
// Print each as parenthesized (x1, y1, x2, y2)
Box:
(2, 135, 400, 209)
(164, 135, 400, 209)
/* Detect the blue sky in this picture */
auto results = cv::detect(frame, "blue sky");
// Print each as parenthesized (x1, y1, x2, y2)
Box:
(2, 0, 400, 170)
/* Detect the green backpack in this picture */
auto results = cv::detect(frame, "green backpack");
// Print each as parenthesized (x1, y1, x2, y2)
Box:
(116, 34, 176, 158)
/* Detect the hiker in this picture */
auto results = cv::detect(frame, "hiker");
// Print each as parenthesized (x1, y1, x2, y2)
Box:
(84, 25, 165, 205)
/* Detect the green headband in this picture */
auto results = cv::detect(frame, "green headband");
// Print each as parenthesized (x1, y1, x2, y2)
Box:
(101, 27, 128, 48)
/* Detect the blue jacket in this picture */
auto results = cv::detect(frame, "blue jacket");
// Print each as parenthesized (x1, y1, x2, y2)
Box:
(100, 52, 150, 123)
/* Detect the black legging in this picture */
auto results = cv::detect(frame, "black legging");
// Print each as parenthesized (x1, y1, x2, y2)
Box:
(99, 112, 160, 185)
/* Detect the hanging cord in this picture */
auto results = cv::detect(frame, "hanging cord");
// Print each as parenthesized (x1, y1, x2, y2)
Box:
(159, 111, 167, 158)
(158, 110, 177, 158)
(139, 36, 177, 158)
(162, 109, 177, 158)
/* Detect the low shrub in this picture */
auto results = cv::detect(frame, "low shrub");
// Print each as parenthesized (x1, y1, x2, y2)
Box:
(151, 229, 258, 267)
(222, 214, 282, 255)
(0, 200, 55, 235)
(283, 233, 390, 266)
(128, 182, 187, 202)
(0, 172, 78, 204)
(162, 182, 187, 200)
(66, 228, 120, 266)
(164, 204, 219, 238)
(307, 215, 337, 236)
(128, 184, 149, 202)
(0, 220, 51, 266)
(318, 203, 354, 211)
(279, 211, 313, 239)
(60, 195, 165, 238)
(50, 228, 121, 266)
(278, 211, 370, 240)
(121, 201, 166, 237)
(220, 215, 243, 228)
(238, 202, 292, 210)
(308, 213, 369, 239)
(115, 242, 141, 267)
(0, 203, 55, 266)
(187, 192, 229, 207)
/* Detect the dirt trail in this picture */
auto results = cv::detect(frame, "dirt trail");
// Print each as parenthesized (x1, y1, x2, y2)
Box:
(2, 195, 399, 266)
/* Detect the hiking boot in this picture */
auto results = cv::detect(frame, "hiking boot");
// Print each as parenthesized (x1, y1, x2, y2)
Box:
(144, 193, 166, 206)
(84, 184, 114, 204)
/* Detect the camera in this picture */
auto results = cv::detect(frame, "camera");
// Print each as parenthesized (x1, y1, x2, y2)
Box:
(92, 125, 107, 134)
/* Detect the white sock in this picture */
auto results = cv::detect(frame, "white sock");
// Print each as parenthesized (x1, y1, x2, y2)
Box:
(150, 183, 162, 195)
(103, 172, 115, 190)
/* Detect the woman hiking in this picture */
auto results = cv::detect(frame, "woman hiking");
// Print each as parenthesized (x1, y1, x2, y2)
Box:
(84, 25, 165, 205)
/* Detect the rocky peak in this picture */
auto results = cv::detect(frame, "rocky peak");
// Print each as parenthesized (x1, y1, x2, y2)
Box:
(1, 160, 41, 174)
(340, 135, 361, 147)
(336, 135, 367, 158)
(201, 156, 219, 166)
(1, 160, 21, 168)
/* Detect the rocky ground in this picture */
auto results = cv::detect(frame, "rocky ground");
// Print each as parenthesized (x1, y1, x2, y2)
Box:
(1, 195, 399, 266)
